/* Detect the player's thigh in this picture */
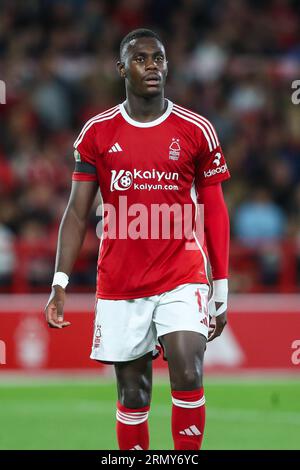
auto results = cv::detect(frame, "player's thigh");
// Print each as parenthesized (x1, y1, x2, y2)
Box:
(154, 283, 209, 389)
(114, 352, 153, 407)
(159, 330, 206, 386)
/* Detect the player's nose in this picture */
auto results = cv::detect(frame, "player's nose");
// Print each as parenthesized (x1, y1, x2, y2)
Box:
(145, 58, 158, 70)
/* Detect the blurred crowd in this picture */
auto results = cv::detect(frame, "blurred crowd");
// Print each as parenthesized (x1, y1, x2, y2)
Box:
(0, 0, 300, 293)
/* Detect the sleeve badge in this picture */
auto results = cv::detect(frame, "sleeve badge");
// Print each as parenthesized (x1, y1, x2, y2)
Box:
(74, 149, 81, 162)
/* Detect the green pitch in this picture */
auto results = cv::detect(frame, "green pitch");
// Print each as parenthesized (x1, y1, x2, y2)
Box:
(0, 376, 299, 450)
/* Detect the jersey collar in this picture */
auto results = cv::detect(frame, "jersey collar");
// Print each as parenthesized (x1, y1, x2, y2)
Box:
(119, 99, 173, 128)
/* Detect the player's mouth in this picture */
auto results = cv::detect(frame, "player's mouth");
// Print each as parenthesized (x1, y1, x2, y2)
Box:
(144, 74, 161, 86)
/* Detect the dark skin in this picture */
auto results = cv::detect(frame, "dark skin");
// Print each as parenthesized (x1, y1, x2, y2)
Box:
(117, 37, 168, 121)
(45, 180, 98, 328)
(45, 36, 227, 408)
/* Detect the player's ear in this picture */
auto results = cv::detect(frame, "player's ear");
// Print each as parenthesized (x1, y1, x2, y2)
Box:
(117, 61, 126, 79)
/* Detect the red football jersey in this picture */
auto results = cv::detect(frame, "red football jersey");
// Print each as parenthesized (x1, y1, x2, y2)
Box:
(72, 100, 230, 299)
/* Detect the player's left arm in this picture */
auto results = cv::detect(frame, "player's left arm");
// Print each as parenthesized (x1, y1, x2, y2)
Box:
(194, 117, 230, 342)
(197, 182, 230, 342)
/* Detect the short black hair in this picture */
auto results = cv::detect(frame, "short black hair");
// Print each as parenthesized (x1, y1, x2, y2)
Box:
(119, 28, 163, 61)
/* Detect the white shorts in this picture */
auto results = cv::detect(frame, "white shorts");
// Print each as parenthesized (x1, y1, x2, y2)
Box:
(90, 283, 209, 363)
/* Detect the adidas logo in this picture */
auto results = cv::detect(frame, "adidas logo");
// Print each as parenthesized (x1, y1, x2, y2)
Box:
(179, 425, 201, 436)
(130, 445, 143, 450)
(109, 142, 123, 153)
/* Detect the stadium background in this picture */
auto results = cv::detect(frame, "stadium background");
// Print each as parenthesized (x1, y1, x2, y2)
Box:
(0, 0, 299, 450)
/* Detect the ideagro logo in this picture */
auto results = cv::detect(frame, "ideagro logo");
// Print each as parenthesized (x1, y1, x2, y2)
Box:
(204, 164, 227, 178)
(213, 152, 222, 166)
(204, 151, 227, 178)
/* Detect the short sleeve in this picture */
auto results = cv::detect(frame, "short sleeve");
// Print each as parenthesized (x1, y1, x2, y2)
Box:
(194, 120, 230, 188)
(72, 123, 98, 182)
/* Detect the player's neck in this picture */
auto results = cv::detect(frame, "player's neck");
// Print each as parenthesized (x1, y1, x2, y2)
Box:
(123, 94, 167, 123)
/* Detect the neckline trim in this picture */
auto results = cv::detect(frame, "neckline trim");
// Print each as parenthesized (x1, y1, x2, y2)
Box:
(119, 99, 173, 128)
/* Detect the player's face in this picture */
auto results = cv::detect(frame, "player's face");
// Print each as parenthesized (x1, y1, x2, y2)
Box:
(119, 37, 168, 97)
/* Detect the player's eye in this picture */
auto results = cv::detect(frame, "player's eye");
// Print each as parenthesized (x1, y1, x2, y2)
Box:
(135, 56, 145, 62)
(155, 56, 164, 62)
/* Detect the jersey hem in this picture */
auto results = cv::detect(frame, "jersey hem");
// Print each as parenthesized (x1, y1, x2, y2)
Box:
(90, 346, 156, 364)
(96, 276, 209, 300)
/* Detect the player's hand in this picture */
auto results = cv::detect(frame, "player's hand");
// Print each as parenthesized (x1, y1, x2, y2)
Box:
(44, 286, 71, 329)
(207, 306, 227, 342)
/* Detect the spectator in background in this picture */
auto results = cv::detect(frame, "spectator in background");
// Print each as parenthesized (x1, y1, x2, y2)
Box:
(31, 55, 72, 131)
(234, 187, 286, 285)
(234, 187, 286, 246)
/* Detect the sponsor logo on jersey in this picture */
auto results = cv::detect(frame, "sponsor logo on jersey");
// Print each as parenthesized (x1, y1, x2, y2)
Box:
(108, 142, 123, 153)
(110, 170, 133, 191)
(169, 138, 181, 160)
(204, 164, 227, 178)
(213, 152, 222, 166)
(110, 169, 179, 191)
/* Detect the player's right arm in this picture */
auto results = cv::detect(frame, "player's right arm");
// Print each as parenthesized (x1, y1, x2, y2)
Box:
(45, 121, 99, 328)
(45, 180, 98, 328)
